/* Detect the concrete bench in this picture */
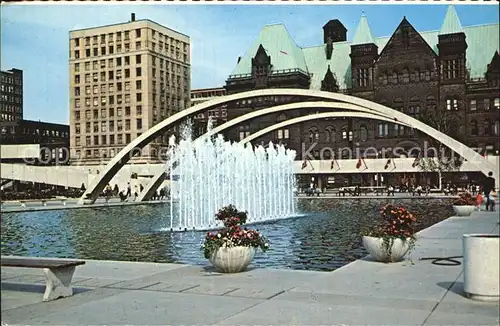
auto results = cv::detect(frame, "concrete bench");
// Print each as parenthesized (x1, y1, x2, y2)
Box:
(1, 256, 86, 301)
(18, 198, 68, 207)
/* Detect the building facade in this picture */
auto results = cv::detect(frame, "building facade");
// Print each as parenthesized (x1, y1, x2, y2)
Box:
(221, 6, 500, 187)
(0, 68, 23, 124)
(0, 120, 70, 165)
(69, 13, 191, 165)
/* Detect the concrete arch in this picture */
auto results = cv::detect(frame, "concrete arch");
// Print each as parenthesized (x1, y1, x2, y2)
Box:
(138, 109, 406, 201)
(80, 88, 496, 204)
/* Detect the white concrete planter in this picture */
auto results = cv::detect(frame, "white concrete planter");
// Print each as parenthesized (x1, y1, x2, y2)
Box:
(463, 234, 500, 301)
(362, 236, 411, 263)
(452, 205, 476, 216)
(209, 246, 256, 273)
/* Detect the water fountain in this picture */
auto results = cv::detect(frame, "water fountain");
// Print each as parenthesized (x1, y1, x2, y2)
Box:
(166, 120, 297, 231)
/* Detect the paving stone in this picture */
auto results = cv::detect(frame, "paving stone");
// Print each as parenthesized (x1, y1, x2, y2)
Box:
(3, 275, 45, 284)
(225, 286, 289, 299)
(72, 278, 123, 288)
(141, 282, 206, 293)
(105, 279, 162, 290)
(183, 284, 239, 296)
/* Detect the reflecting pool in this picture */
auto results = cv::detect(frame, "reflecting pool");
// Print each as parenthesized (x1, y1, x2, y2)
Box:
(1, 198, 454, 271)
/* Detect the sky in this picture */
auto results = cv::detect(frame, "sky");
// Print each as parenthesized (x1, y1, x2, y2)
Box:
(1, 3, 498, 124)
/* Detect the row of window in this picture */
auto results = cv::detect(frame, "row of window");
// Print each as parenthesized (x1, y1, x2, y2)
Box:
(74, 118, 143, 135)
(74, 28, 188, 53)
(2, 127, 69, 138)
(74, 67, 188, 89)
(74, 55, 186, 73)
(469, 98, 500, 111)
(0, 94, 22, 104)
(73, 39, 188, 63)
(0, 84, 21, 94)
(470, 120, 500, 137)
(377, 69, 435, 86)
(0, 113, 17, 121)
(75, 93, 143, 108)
(75, 80, 142, 97)
(307, 124, 412, 142)
(0, 74, 21, 85)
(75, 133, 137, 147)
(1, 103, 22, 113)
(74, 106, 142, 121)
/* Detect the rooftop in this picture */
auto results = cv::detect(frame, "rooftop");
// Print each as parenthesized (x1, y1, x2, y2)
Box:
(69, 17, 190, 39)
(229, 5, 499, 90)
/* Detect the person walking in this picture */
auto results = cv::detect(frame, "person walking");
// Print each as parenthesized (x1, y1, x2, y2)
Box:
(126, 182, 131, 197)
(482, 172, 496, 211)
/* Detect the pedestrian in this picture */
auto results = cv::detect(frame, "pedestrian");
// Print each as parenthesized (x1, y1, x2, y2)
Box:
(482, 172, 496, 211)
(126, 182, 131, 197)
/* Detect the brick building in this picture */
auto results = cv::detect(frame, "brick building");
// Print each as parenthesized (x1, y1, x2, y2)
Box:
(221, 6, 499, 186)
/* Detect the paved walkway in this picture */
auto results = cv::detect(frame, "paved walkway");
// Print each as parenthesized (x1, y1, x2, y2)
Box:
(1, 211, 499, 325)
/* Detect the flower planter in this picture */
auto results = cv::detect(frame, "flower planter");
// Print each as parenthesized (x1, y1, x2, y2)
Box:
(209, 246, 256, 273)
(463, 234, 500, 301)
(452, 205, 476, 216)
(362, 236, 411, 263)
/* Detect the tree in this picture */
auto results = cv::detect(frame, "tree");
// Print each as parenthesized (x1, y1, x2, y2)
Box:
(414, 105, 465, 189)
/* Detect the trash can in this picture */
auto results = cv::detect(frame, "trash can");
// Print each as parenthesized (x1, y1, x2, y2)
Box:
(463, 234, 500, 301)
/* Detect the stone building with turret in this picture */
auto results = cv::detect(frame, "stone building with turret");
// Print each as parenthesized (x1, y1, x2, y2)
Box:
(218, 5, 499, 187)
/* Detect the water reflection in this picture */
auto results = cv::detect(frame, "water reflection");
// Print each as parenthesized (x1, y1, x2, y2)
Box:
(1, 198, 454, 271)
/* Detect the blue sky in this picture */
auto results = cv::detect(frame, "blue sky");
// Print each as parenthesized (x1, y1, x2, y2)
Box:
(1, 4, 498, 124)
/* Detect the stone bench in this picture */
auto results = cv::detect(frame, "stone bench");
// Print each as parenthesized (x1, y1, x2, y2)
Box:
(1, 256, 86, 301)
(18, 198, 68, 207)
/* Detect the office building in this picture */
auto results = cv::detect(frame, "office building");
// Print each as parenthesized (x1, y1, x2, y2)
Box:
(69, 13, 191, 165)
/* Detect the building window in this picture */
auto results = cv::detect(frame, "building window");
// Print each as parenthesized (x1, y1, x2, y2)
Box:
(325, 126, 333, 142)
(308, 128, 319, 142)
(402, 69, 410, 83)
(137, 118, 142, 130)
(341, 128, 347, 140)
(75, 137, 81, 147)
(470, 99, 477, 111)
(389, 72, 398, 84)
(101, 121, 107, 132)
(443, 59, 458, 80)
(356, 68, 370, 87)
(470, 120, 478, 136)
(484, 98, 491, 110)
(101, 135, 107, 145)
(484, 120, 491, 135)
(446, 98, 459, 111)
(494, 98, 500, 110)
(110, 135, 115, 144)
(378, 123, 389, 137)
(379, 73, 388, 85)
(136, 105, 142, 116)
(75, 123, 81, 134)
(136, 67, 142, 77)
(359, 125, 368, 142)
(494, 120, 499, 136)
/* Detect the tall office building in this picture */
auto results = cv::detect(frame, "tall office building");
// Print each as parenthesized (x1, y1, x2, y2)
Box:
(69, 13, 191, 165)
(0, 68, 23, 124)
